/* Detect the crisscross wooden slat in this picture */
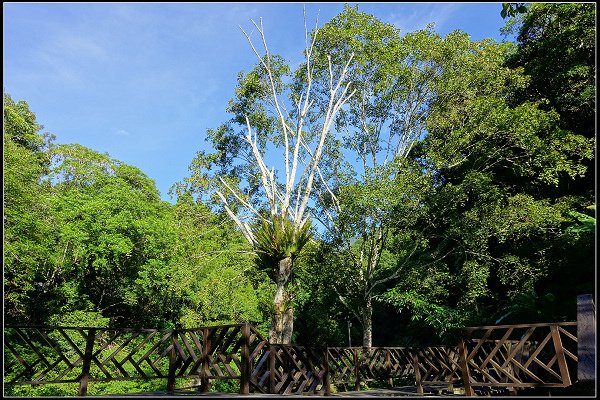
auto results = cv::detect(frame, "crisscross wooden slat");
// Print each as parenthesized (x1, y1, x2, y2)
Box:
(38, 329, 76, 375)
(460, 322, 579, 394)
(16, 328, 53, 370)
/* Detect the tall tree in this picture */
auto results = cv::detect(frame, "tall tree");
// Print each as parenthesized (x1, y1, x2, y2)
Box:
(495, 1, 596, 321)
(181, 11, 355, 343)
(503, 2, 595, 203)
(504, 3, 595, 140)
(3, 93, 56, 322)
(383, 28, 594, 332)
(302, 6, 442, 346)
(45, 144, 180, 327)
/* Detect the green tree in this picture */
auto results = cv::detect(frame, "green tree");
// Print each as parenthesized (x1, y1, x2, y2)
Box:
(169, 192, 266, 328)
(4, 91, 268, 333)
(3, 93, 56, 322)
(303, 6, 446, 346)
(500, 3, 527, 19)
(385, 28, 595, 332)
(504, 3, 595, 141)
(497, 3, 596, 321)
(44, 144, 180, 327)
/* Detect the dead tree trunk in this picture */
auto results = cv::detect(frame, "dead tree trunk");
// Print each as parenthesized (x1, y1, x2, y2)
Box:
(269, 257, 294, 344)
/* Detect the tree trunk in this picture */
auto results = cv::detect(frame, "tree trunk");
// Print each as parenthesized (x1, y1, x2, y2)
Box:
(361, 297, 373, 348)
(269, 257, 294, 344)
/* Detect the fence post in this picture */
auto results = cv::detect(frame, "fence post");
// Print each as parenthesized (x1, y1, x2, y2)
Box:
(353, 348, 360, 391)
(77, 329, 96, 396)
(199, 328, 211, 392)
(167, 330, 177, 394)
(577, 294, 596, 384)
(413, 350, 423, 395)
(458, 337, 474, 396)
(269, 344, 275, 394)
(240, 324, 250, 395)
(324, 347, 331, 396)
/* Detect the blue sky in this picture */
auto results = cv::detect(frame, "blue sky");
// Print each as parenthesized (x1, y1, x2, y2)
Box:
(4, 2, 515, 202)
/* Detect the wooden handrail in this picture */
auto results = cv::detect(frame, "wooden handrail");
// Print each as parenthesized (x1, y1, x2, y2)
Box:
(461, 321, 577, 332)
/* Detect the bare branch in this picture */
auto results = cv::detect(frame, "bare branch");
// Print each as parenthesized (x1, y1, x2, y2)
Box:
(217, 176, 265, 221)
(295, 53, 356, 225)
(222, 14, 356, 257)
(216, 190, 258, 246)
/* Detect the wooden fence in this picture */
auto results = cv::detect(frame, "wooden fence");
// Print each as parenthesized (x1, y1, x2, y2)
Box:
(3, 323, 266, 396)
(4, 296, 595, 396)
(458, 322, 578, 395)
(325, 346, 462, 394)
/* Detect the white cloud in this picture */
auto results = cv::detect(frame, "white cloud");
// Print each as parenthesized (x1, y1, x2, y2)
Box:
(115, 129, 130, 136)
(26, 23, 112, 88)
(386, 4, 461, 34)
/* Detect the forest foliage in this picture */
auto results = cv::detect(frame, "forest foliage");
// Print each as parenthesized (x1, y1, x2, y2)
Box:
(3, 3, 595, 395)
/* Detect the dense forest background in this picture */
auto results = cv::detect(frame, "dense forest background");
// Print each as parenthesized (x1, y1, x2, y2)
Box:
(3, 3, 595, 395)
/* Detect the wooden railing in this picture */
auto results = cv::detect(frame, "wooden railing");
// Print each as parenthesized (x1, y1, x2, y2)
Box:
(458, 322, 578, 395)
(4, 295, 595, 396)
(325, 346, 462, 394)
(1, 323, 585, 396)
(3, 323, 267, 396)
(251, 345, 329, 395)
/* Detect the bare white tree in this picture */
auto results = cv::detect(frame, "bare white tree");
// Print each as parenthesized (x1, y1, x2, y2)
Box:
(214, 11, 355, 344)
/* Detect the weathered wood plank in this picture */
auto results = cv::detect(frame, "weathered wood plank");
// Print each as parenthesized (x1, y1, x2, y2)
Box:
(551, 325, 571, 386)
(577, 294, 595, 383)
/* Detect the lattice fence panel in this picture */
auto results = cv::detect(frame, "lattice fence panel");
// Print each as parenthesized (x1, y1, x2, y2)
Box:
(462, 322, 578, 392)
(3, 327, 174, 384)
(258, 345, 327, 395)
(359, 347, 414, 382)
(5, 326, 90, 384)
(89, 329, 172, 381)
(416, 346, 461, 386)
(387, 348, 417, 379)
(327, 347, 359, 387)
(172, 325, 269, 384)
(243, 325, 270, 393)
